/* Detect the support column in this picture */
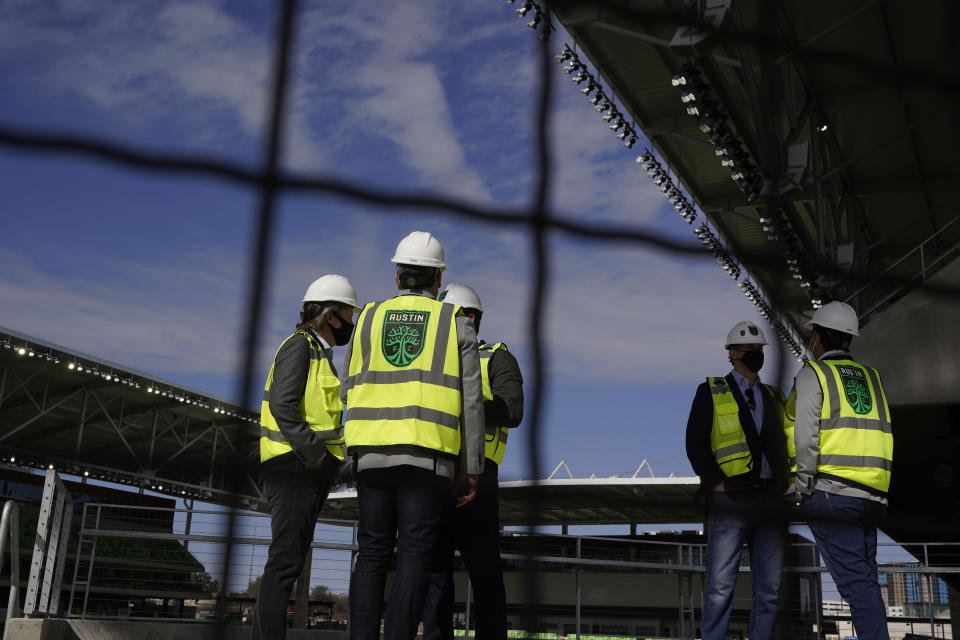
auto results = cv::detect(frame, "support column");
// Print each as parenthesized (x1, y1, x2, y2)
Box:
(465, 575, 472, 635)
(184, 499, 193, 551)
(575, 537, 582, 640)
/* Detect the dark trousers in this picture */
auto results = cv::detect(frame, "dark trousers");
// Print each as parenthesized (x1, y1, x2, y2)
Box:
(349, 466, 451, 640)
(423, 465, 507, 640)
(803, 490, 890, 640)
(253, 452, 337, 640)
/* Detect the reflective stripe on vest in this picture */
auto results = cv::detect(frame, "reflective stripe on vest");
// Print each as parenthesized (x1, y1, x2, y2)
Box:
(708, 376, 752, 477)
(785, 383, 797, 480)
(260, 330, 345, 463)
(480, 342, 509, 465)
(806, 359, 893, 494)
(344, 296, 462, 456)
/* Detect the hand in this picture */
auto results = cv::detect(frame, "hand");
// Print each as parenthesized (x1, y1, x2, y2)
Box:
(454, 472, 479, 507)
(308, 458, 325, 471)
(713, 481, 725, 492)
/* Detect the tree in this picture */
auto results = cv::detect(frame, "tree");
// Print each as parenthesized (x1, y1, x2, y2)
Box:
(244, 576, 262, 598)
(309, 584, 348, 620)
(385, 325, 421, 365)
(194, 570, 220, 598)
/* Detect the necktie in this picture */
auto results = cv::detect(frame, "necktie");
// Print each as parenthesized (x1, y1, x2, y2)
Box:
(745, 387, 756, 412)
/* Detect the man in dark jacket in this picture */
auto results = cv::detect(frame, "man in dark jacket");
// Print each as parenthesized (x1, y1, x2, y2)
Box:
(254, 274, 361, 640)
(685, 321, 789, 640)
(423, 283, 524, 640)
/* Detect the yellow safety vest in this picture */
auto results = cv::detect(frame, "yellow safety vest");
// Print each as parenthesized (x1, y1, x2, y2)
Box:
(806, 359, 893, 494)
(344, 295, 463, 457)
(785, 384, 797, 482)
(260, 330, 345, 463)
(479, 342, 510, 465)
(708, 377, 786, 478)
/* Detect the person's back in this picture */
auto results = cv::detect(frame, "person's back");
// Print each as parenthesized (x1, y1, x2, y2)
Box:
(343, 232, 484, 640)
(423, 283, 524, 640)
(346, 294, 464, 465)
(794, 301, 892, 640)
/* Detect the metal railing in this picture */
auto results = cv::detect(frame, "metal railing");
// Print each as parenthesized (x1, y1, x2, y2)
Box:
(846, 213, 960, 319)
(63, 502, 959, 639)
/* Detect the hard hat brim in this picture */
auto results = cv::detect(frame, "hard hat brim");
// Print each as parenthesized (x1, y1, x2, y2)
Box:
(391, 256, 447, 271)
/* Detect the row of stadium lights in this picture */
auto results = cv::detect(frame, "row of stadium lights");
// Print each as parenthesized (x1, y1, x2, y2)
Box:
(671, 63, 821, 307)
(0, 456, 214, 500)
(504, 10, 807, 359)
(2, 339, 259, 422)
(507, 0, 554, 40)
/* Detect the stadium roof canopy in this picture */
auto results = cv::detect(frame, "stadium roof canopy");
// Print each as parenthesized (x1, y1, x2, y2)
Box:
(324, 477, 701, 527)
(0, 326, 263, 507)
(1, 326, 702, 524)
(545, 0, 959, 351)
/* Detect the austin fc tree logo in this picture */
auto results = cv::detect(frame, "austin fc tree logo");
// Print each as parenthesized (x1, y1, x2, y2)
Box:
(381, 310, 430, 367)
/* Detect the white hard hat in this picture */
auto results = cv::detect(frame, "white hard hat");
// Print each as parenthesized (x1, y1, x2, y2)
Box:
(725, 321, 768, 349)
(391, 231, 447, 271)
(806, 301, 859, 336)
(302, 275, 361, 310)
(439, 283, 483, 312)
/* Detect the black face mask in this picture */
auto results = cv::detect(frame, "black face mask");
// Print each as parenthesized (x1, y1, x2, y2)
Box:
(738, 348, 765, 373)
(330, 315, 355, 346)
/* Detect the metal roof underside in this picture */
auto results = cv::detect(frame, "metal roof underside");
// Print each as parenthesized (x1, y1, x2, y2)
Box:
(549, 0, 960, 337)
(0, 327, 264, 507)
(323, 478, 702, 527)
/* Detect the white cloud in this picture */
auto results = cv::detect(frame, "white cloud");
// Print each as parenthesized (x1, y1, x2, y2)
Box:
(0, 0, 325, 166)
(0, 0, 797, 397)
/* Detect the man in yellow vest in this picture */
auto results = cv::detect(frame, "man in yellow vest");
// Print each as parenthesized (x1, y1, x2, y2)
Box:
(794, 301, 892, 640)
(253, 274, 361, 640)
(342, 232, 485, 640)
(422, 283, 523, 640)
(685, 321, 789, 640)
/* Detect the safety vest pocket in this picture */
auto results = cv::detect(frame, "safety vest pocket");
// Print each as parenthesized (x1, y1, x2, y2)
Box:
(314, 373, 343, 413)
(716, 412, 741, 438)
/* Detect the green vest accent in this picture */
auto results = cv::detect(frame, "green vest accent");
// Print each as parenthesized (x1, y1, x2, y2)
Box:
(708, 377, 752, 477)
(805, 359, 893, 494)
(785, 383, 797, 481)
(479, 342, 509, 465)
(260, 330, 345, 463)
(344, 296, 463, 456)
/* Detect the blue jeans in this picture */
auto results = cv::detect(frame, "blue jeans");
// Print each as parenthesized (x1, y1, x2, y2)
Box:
(802, 490, 889, 640)
(349, 466, 452, 640)
(702, 490, 784, 640)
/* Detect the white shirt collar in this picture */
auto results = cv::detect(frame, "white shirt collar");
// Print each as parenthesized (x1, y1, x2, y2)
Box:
(817, 349, 848, 360)
(305, 327, 331, 350)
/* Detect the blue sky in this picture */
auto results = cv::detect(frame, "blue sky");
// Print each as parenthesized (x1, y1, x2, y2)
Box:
(0, 0, 804, 481)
